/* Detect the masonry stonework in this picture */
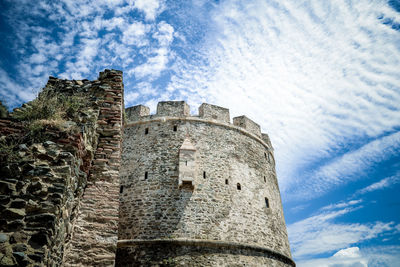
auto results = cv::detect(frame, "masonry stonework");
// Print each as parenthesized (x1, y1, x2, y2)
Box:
(0, 70, 294, 266)
(117, 101, 294, 266)
(0, 69, 123, 267)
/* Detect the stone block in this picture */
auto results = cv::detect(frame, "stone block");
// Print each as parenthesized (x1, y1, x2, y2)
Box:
(125, 105, 150, 122)
(198, 103, 230, 123)
(156, 101, 190, 117)
(233, 115, 261, 137)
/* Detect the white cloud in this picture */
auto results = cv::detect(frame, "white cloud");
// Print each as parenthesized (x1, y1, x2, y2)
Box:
(333, 247, 363, 259)
(0, 68, 36, 108)
(99, 17, 126, 31)
(121, 21, 150, 46)
(130, 0, 165, 21)
(354, 172, 400, 196)
(29, 53, 47, 64)
(132, 47, 172, 79)
(288, 203, 395, 259)
(153, 21, 174, 46)
(321, 199, 363, 211)
(125, 91, 139, 105)
(296, 247, 367, 267)
(297, 246, 400, 267)
(288, 132, 400, 200)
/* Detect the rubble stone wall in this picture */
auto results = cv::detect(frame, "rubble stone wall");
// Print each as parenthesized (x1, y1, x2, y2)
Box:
(0, 69, 123, 267)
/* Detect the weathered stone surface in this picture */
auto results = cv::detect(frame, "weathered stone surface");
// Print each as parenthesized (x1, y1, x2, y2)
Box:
(118, 103, 293, 266)
(0, 69, 123, 267)
(63, 69, 123, 267)
(0, 70, 294, 267)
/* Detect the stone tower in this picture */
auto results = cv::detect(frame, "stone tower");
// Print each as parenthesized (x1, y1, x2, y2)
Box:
(116, 101, 295, 266)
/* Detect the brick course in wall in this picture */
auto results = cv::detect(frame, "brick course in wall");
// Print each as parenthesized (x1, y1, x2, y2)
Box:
(63, 70, 123, 266)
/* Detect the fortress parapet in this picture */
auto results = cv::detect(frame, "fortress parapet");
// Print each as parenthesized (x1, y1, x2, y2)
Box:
(125, 101, 268, 145)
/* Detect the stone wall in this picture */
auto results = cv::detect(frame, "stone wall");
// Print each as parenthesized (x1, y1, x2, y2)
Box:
(63, 70, 123, 266)
(117, 101, 294, 266)
(0, 69, 123, 267)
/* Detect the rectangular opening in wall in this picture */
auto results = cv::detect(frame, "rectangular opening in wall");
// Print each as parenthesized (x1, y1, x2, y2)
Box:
(145, 171, 148, 180)
(145, 128, 149, 134)
(203, 171, 206, 179)
(225, 179, 229, 185)
(173, 125, 177, 131)
(120, 186, 123, 193)
(265, 197, 269, 208)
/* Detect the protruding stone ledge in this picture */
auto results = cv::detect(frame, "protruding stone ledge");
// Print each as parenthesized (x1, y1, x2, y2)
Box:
(117, 238, 295, 266)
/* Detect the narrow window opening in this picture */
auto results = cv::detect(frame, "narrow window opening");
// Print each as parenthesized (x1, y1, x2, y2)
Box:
(173, 125, 177, 131)
(225, 179, 229, 185)
(264, 152, 267, 159)
(203, 171, 206, 179)
(185, 160, 188, 166)
(264, 176, 266, 183)
(144, 171, 148, 180)
(145, 128, 149, 135)
(265, 197, 269, 208)
(237, 183, 241, 190)
(120, 186, 124, 193)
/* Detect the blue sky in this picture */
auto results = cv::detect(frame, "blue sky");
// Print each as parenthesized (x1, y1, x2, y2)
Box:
(1, 0, 400, 266)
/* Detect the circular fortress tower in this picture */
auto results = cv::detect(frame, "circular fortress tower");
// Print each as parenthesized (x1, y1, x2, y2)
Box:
(116, 101, 294, 266)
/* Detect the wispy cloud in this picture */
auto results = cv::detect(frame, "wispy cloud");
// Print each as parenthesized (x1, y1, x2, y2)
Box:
(296, 246, 400, 267)
(321, 199, 363, 211)
(164, 0, 400, 197)
(288, 199, 395, 259)
(287, 131, 400, 200)
(354, 172, 400, 196)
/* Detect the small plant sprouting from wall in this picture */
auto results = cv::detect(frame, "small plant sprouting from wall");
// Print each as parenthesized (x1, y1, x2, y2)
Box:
(0, 91, 90, 165)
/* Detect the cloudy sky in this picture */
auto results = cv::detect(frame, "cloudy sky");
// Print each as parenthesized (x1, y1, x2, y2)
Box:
(1, 0, 400, 265)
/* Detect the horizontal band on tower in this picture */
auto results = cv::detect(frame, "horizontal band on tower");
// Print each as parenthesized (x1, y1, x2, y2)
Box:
(117, 238, 295, 266)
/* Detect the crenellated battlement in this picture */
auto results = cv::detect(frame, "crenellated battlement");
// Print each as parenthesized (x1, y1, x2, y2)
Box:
(125, 101, 266, 140)
(199, 103, 230, 123)
(233, 115, 261, 137)
(157, 101, 190, 117)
